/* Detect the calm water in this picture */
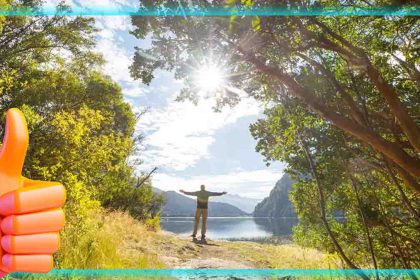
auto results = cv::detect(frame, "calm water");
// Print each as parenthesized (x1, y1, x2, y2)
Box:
(160, 217, 298, 239)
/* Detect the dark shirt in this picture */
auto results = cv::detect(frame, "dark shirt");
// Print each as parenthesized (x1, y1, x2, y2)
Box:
(182, 190, 224, 209)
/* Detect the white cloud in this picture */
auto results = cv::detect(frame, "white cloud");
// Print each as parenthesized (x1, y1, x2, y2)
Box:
(44, 0, 138, 15)
(123, 86, 149, 98)
(152, 168, 284, 199)
(94, 44, 131, 83)
(94, 16, 132, 32)
(94, 17, 134, 83)
(137, 97, 261, 171)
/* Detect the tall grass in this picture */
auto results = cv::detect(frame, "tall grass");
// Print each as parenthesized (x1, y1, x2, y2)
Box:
(57, 210, 165, 270)
(224, 241, 340, 269)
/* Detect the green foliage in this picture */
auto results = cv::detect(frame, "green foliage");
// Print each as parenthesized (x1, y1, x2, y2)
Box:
(145, 214, 161, 231)
(106, 181, 165, 221)
(251, 98, 420, 267)
(0, 0, 8, 33)
(226, 0, 260, 31)
(129, 0, 420, 269)
(0, 1, 96, 73)
(0, 0, 164, 269)
(8, 64, 138, 221)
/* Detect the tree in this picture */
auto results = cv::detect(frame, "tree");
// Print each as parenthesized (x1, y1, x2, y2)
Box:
(129, 0, 420, 193)
(0, 0, 162, 218)
(0, 1, 96, 69)
(1, 0, 164, 267)
(129, 0, 419, 268)
(250, 96, 419, 268)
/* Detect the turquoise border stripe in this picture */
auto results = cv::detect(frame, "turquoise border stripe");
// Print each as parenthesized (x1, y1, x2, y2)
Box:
(10, 269, 420, 278)
(0, 6, 419, 16)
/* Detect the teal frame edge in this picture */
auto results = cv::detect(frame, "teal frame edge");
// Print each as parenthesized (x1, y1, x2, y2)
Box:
(10, 269, 420, 278)
(0, 6, 419, 16)
(3, 3, 420, 278)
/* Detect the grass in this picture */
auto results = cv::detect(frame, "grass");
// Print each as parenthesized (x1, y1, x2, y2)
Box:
(90, 211, 166, 269)
(57, 210, 166, 270)
(57, 210, 339, 270)
(223, 241, 340, 269)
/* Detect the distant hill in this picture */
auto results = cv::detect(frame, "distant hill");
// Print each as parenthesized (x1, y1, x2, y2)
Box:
(212, 194, 260, 214)
(253, 173, 297, 218)
(155, 189, 248, 217)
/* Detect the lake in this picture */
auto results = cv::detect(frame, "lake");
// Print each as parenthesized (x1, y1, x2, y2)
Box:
(160, 217, 298, 240)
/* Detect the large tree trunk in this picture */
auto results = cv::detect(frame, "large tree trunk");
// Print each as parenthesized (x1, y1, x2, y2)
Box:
(365, 64, 420, 154)
(238, 48, 420, 188)
(307, 18, 420, 154)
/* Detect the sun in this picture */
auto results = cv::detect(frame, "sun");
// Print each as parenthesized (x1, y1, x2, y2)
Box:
(194, 64, 226, 93)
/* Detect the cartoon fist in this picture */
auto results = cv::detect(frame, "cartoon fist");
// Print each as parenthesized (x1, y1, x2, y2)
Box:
(0, 109, 66, 277)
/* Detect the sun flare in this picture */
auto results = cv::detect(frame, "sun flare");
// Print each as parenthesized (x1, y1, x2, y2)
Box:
(195, 64, 226, 92)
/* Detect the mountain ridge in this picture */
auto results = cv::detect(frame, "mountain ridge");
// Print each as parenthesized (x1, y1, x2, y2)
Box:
(155, 189, 248, 217)
(253, 173, 297, 218)
(211, 194, 260, 214)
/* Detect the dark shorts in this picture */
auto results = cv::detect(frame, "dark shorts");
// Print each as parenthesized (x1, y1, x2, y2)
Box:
(197, 201, 208, 209)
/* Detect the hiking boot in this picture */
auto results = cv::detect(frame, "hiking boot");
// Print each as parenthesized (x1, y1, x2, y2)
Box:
(201, 234, 206, 240)
(190, 234, 196, 238)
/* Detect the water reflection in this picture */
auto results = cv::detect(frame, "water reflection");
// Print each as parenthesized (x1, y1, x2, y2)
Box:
(254, 217, 298, 235)
(160, 217, 298, 240)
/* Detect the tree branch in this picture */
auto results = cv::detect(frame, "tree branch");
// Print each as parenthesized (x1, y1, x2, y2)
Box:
(237, 47, 420, 183)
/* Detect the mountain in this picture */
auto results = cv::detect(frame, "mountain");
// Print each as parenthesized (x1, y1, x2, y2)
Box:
(253, 173, 297, 218)
(212, 194, 261, 214)
(156, 190, 248, 217)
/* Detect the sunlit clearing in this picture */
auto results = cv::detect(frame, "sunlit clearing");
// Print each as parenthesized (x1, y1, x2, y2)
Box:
(195, 64, 226, 92)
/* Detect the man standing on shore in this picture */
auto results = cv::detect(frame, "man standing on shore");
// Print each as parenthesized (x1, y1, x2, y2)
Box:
(180, 185, 227, 241)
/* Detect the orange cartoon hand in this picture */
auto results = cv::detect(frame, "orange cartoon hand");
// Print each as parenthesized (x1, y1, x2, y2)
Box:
(0, 109, 66, 276)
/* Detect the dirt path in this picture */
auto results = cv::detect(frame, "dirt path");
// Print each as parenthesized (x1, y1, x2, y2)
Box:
(158, 233, 256, 269)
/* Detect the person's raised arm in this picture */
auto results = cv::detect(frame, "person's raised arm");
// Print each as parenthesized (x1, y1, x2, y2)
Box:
(208, 191, 227, 196)
(179, 189, 199, 196)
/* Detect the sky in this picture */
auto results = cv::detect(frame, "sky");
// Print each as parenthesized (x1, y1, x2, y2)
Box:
(45, 1, 285, 200)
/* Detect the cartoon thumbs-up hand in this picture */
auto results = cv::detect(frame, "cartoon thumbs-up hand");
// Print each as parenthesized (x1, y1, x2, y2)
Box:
(0, 109, 66, 277)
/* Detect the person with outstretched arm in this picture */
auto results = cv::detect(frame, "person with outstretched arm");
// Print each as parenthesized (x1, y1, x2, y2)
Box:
(180, 184, 227, 241)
